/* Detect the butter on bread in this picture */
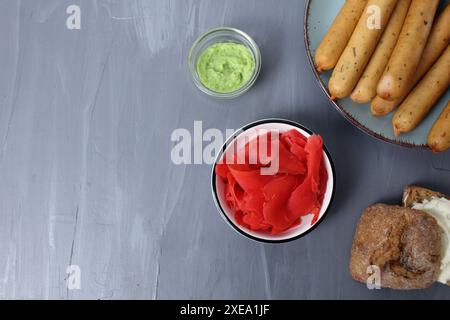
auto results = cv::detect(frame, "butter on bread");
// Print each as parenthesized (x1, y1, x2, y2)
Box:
(403, 185, 450, 286)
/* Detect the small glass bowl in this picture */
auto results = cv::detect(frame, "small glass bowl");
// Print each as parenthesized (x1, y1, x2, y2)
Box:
(188, 27, 261, 99)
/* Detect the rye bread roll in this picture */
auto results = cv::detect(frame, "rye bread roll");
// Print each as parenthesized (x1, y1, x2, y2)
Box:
(350, 204, 442, 289)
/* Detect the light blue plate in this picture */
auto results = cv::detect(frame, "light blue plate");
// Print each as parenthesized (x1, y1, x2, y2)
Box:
(304, 0, 450, 148)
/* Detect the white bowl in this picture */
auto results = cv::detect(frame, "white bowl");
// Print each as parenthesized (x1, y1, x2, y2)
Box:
(211, 119, 336, 243)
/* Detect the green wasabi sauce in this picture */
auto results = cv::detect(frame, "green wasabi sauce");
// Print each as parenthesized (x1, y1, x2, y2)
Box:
(196, 42, 255, 93)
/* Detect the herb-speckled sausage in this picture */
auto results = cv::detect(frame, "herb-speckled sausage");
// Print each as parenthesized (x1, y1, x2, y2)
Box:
(329, 0, 398, 99)
(351, 0, 411, 103)
(377, 0, 440, 101)
(371, 4, 450, 116)
(315, 0, 368, 72)
(428, 100, 450, 153)
(392, 46, 450, 136)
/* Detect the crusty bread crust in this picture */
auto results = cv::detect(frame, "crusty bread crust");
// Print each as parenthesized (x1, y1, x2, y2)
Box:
(403, 186, 449, 208)
(350, 204, 442, 289)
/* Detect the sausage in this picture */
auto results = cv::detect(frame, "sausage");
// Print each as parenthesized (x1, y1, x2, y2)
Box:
(392, 46, 450, 136)
(315, 0, 368, 72)
(351, 0, 411, 104)
(371, 4, 450, 116)
(428, 100, 450, 153)
(328, 0, 399, 99)
(377, 0, 440, 101)
(416, 4, 450, 80)
(370, 96, 396, 116)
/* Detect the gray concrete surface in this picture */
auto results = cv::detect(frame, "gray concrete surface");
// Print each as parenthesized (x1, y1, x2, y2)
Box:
(0, 0, 449, 299)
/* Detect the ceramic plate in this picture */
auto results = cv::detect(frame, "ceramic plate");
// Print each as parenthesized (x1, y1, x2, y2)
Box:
(304, 0, 450, 148)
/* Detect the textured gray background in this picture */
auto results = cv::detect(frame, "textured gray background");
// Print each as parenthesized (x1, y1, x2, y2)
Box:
(0, 0, 449, 300)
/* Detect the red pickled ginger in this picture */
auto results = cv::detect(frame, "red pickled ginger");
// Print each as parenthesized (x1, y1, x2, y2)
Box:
(216, 129, 328, 234)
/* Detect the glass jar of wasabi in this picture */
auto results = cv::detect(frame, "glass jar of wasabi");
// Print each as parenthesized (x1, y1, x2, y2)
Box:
(189, 27, 261, 99)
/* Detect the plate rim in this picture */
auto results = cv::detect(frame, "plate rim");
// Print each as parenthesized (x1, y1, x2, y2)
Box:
(303, 0, 429, 149)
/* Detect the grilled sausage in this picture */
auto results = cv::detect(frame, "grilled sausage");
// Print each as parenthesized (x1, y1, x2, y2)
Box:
(329, 0, 399, 99)
(371, 4, 450, 116)
(315, 0, 368, 72)
(428, 100, 450, 153)
(392, 46, 450, 136)
(351, 0, 411, 104)
(377, 0, 439, 101)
